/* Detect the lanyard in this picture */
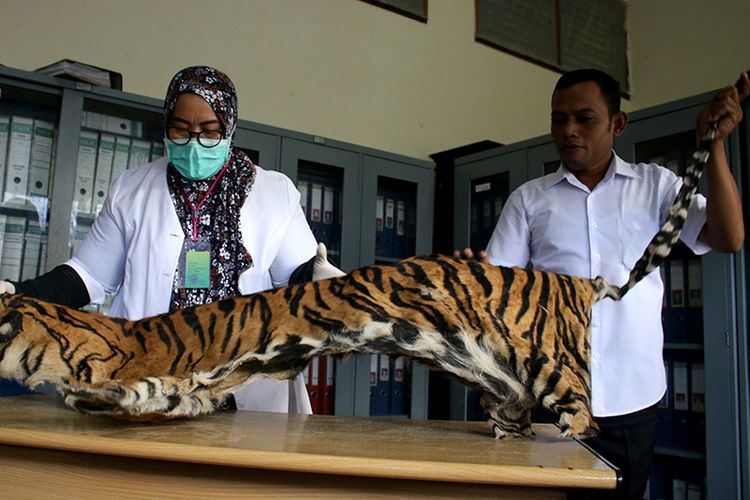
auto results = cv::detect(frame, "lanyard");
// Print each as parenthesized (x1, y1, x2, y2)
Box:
(177, 159, 231, 241)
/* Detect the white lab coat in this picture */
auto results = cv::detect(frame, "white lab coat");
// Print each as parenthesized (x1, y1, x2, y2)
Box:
(67, 158, 317, 413)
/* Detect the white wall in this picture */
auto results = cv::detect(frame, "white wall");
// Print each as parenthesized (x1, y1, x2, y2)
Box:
(1, 0, 747, 160)
(628, 0, 750, 111)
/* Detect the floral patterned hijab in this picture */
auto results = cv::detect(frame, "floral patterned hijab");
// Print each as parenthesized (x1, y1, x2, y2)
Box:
(163, 66, 238, 141)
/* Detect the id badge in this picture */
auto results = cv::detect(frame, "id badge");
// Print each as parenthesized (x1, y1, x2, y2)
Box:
(177, 240, 211, 289)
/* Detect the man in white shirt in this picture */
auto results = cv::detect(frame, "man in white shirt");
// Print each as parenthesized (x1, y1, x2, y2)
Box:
(483, 69, 748, 500)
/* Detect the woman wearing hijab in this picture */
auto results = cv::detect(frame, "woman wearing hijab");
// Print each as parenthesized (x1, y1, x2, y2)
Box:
(0, 66, 333, 413)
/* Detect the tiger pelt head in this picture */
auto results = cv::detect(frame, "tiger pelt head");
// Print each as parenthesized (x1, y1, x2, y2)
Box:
(0, 123, 717, 438)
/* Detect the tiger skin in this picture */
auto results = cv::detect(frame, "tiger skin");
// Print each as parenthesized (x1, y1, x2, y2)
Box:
(0, 124, 716, 438)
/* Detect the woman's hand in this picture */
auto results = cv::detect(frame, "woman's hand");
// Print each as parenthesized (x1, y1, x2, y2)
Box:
(312, 243, 346, 281)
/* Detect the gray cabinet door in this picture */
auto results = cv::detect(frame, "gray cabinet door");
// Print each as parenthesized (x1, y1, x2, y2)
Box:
(527, 141, 559, 180)
(233, 126, 280, 171)
(360, 155, 434, 266)
(280, 138, 361, 274)
(453, 148, 526, 252)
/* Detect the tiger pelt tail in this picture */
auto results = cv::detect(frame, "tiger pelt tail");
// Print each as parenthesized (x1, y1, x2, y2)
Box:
(594, 122, 717, 303)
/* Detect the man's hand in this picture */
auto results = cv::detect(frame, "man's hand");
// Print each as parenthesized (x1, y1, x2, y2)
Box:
(452, 247, 489, 264)
(695, 71, 748, 253)
(696, 71, 750, 141)
(0, 281, 15, 294)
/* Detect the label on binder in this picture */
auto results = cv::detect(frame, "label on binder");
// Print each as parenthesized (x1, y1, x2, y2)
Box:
(385, 198, 394, 230)
(323, 186, 334, 224)
(375, 195, 384, 231)
(298, 181, 308, 217)
(396, 200, 406, 236)
(311, 184, 322, 222)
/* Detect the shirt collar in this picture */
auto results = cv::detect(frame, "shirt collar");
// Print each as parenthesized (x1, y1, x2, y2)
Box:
(543, 151, 641, 190)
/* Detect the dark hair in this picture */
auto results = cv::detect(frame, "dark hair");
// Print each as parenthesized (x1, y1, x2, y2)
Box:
(553, 69, 621, 115)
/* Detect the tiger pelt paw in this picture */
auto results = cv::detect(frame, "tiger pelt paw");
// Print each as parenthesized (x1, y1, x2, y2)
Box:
(481, 392, 534, 439)
(61, 377, 219, 421)
(486, 418, 534, 439)
(557, 409, 599, 439)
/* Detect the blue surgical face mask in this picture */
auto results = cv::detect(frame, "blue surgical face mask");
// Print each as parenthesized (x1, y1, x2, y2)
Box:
(165, 137, 232, 180)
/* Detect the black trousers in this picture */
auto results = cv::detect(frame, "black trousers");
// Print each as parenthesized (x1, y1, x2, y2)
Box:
(570, 403, 658, 500)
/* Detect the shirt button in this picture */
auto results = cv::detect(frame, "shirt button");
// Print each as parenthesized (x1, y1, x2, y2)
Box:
(593, 321, 601, 328)
(593, 353, 601, 360)
(594, 254, 601, 260)
(592, 222, 598, 229)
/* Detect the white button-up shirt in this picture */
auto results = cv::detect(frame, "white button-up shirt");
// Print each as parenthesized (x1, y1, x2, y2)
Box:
(486, 153, 709, 417)
(67, 159, 318, 414)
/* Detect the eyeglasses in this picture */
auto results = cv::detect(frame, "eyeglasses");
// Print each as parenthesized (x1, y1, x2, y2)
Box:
(167, 126, 225, 148)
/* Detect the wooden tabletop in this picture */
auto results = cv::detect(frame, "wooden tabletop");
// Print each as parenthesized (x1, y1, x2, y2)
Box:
(0, 394, 616, 490)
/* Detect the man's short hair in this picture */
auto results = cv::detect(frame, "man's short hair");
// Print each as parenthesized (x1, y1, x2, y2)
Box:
(554, 69, 621, 116)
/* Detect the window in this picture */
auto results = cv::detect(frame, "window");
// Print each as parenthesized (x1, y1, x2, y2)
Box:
(476, 0, 629, 94)
(361, 0, 428, 23)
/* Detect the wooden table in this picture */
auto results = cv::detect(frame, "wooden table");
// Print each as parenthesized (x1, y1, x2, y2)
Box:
(0, 394, 617, 499)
